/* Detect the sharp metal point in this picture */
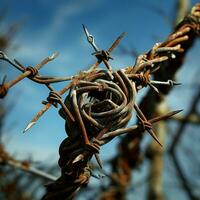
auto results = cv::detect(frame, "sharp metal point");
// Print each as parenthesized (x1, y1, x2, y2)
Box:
(149, 109, 183, 124)
(108, 32, 126, 52)
(49, 52, 59, 60)
(82, 24, 89, 37)
(151, 66, 160, 73)
(148, 82, 159, 94)
(2, 75, 7, 84)
(167, 109, 183, 115)
(147, 129, 163, 147)
(82, 24, 98, 51)
(0, 52, 25, 72)
(95, 153, 103, 169)
(169, 109, 183, 115)
(14, 59, 23, 67)
(23, 83, 72, 132)
(150, 80, 182, 86)
(23, 122, 36, 133)
(82, 24, 92, 43)
(172, 81, 182, 86)
(136, 111, 162, 146)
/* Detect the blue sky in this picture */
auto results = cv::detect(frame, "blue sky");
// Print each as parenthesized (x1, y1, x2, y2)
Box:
(1, 0, 200, 199)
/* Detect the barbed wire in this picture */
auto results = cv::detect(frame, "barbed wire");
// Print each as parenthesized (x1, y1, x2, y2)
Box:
(0, 3, 200, 200)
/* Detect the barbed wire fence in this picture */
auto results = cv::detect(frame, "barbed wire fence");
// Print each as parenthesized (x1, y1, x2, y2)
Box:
(0, 2, 200, 200)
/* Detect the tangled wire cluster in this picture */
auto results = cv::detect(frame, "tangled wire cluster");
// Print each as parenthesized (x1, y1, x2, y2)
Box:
(42, 68, 138, 199)
(42, 4, 200, 200)
(1, 3, 200, 200)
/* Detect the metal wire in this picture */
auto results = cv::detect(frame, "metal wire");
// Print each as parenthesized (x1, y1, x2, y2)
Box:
(1, 3, 200, 200)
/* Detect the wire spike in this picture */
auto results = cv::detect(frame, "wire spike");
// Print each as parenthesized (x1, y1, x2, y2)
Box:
(149, 109, 183, 124)
(14, 59, 24, 69)
(148, 82, 159, 94)
(2, 75, 7, 84)
(108, 32, 126, 52)
(151, 66, 160, 73)
(82, 24, 98, 51)
(150, 80, 181, 86)
(82, 24, 89, 37)
(147, 129, 163, 147)
(82, 24, 93, 43)
(172, 81, 182, 85)
(23, 122, 36, 133)
(95, 153, 103, 169)
(49, 52, 59, 60)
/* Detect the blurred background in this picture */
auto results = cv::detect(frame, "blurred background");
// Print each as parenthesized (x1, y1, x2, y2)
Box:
(0, 0, 200, 199)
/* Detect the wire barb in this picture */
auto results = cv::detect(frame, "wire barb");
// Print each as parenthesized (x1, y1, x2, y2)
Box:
(150, 80, 181, 86)
(82, 24, 99, 51)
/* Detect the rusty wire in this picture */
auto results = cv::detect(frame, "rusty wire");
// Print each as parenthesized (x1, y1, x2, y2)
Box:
(100, 3, 200, 200)
(0, 3, 200, 200)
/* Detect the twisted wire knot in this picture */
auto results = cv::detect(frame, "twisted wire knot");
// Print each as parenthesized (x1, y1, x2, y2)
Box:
(138, 120, 152, 132)
(94, 50, 113, 61)
(26, 66, 39, 78)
